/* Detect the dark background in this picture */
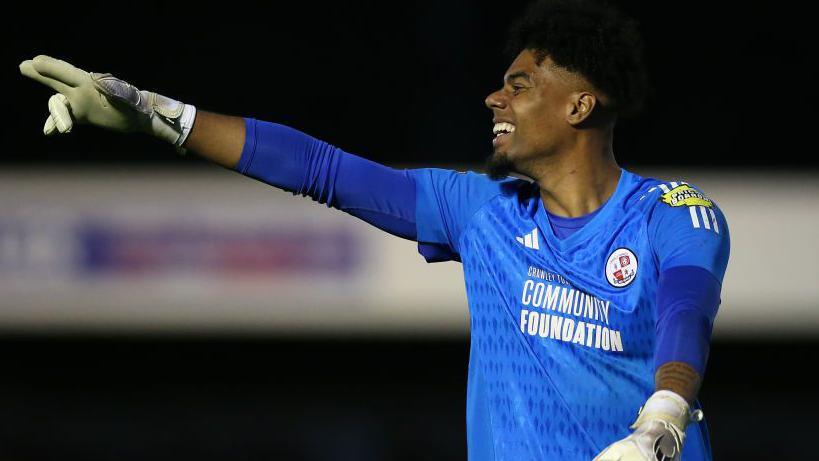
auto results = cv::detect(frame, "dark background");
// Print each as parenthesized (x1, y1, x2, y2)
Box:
(3, 1, 816, 460)
(4, 0, 816, 168)
(1, 336, 814, 460)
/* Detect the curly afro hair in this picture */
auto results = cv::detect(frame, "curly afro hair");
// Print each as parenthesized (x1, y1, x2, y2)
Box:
(506, 0, 650, 118)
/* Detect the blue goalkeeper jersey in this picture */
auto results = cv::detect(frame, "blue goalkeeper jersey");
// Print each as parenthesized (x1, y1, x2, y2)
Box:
(412, 167, 730, 461)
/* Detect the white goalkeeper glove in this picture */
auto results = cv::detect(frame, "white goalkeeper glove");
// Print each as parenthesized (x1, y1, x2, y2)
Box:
(19, 55, 196, 154)
(593, 390, 703, 461)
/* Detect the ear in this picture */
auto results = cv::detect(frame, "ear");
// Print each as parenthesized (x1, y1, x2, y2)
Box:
(566, 92, 596, 126)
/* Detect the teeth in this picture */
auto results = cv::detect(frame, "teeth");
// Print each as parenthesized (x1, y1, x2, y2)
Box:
(492, 122, 516, 136)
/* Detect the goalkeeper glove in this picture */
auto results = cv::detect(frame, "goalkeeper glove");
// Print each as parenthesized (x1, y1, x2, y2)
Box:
(19, 55, 196, 153)
(593, 390, 703, 461)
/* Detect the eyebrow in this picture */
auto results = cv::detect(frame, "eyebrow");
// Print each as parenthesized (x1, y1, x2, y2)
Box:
(505, 71, 532, 85)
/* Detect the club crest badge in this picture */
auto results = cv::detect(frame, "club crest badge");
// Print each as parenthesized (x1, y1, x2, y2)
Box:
(605, 248, 638, 288)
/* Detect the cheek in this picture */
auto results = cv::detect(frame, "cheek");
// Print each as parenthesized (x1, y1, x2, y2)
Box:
(508, 95, 564, 153)
(517, 96, 561, 132)
(519, 110, 561, 145)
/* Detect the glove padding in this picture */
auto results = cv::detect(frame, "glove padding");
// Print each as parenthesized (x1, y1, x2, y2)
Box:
(593, 390, 699, 461)
(19, 55, 196, 152)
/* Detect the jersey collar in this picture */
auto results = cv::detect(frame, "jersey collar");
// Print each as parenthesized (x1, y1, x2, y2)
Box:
(532, 168, 632, 250)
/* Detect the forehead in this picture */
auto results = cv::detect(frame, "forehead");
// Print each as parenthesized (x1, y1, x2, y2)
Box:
(503, 50, 578, 88)
(504, 50, 546, 81)
(506, 50, 539, 74)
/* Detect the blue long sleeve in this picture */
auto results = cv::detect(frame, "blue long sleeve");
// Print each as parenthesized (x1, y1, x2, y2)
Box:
(235, 118, 417, 240)
(654, 265, 722, 374)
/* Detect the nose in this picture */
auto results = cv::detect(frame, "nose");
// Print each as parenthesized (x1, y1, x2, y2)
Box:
(485, 88, 507, 111)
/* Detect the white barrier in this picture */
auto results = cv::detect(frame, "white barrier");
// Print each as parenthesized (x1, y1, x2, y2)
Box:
(0, 166, 816, 337)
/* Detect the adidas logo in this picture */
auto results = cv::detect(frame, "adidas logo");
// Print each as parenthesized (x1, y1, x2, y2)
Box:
(515, 228, 540, 250)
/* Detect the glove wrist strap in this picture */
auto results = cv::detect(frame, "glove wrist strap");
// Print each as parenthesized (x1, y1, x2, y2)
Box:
(145, 94, 197, 155)
(173, 104, 197, 155)
(631, 390, 691, 432)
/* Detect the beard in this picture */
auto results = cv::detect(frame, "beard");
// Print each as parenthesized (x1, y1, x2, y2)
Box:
(485, 150, 516, 180)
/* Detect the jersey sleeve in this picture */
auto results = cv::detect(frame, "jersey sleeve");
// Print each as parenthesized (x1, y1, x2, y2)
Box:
(236, 118, 418, 239)
(235, 118, 522, 263)
(648, 183, 730, 374)
(647, 184, 731, 282)
(408, 169, 521, 263)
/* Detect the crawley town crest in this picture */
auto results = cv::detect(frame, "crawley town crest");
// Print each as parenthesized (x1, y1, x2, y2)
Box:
(605, 248, 638, 288)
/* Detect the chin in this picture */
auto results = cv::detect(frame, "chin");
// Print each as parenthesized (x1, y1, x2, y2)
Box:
(485, 150, 517, 180)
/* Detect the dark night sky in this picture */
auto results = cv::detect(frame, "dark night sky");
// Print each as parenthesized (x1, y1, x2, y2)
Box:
(4, 0, 815, 168)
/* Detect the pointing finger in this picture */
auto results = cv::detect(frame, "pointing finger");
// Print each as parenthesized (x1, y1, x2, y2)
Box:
(31, 55, 87, 87)
(20, 60, 72, 95)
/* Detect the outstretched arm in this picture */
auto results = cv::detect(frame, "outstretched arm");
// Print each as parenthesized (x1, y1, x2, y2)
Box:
(19, 55, 514, 258)
(178, 108, 417, 238)
(229, 117, 418, 240)
(19, 55, 418, 241)
(183, 110, 246, 169)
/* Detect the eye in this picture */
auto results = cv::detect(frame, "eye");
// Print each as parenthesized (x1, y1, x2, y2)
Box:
(512, 85, 526, 95)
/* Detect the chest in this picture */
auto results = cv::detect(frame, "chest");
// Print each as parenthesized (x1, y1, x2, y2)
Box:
(459, 206, 659, 335)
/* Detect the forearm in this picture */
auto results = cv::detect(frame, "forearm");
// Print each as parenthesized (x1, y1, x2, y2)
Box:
(655, 361, 701, 404)
(654, 265, 721, 404)
(183, 110, 246, 169)
(222, 117, 418, 240)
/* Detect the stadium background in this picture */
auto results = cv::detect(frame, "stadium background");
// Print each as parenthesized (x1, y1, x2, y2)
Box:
(3, 1, 816, 460)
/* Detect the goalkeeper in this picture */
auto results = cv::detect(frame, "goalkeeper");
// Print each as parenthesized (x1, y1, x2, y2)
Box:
(19, 0, 729, 459)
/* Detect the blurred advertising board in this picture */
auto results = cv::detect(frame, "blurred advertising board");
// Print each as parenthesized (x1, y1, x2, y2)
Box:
(1, 167, 817, 337)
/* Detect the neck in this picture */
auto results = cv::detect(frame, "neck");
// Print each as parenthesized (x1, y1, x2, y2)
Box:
(528, 131, 621, 218)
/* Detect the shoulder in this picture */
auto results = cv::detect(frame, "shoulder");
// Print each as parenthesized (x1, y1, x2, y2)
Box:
(411, 168, 533, 212)
(411, 168, 534, 250)
(623, 173, 724, 221)
(635, 174, 729, 245)
(411, 168, 530, 194)
(631, 175, 730, 278)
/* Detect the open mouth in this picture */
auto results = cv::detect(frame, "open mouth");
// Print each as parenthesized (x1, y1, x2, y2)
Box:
(492, 122, 515, 146)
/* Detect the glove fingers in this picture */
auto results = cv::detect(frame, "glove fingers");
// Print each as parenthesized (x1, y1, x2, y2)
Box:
(19, 60, 72, 95)
(43, 115, 57, 136)
(47, 93, 73, 134)
(30, 55, 87, 87)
